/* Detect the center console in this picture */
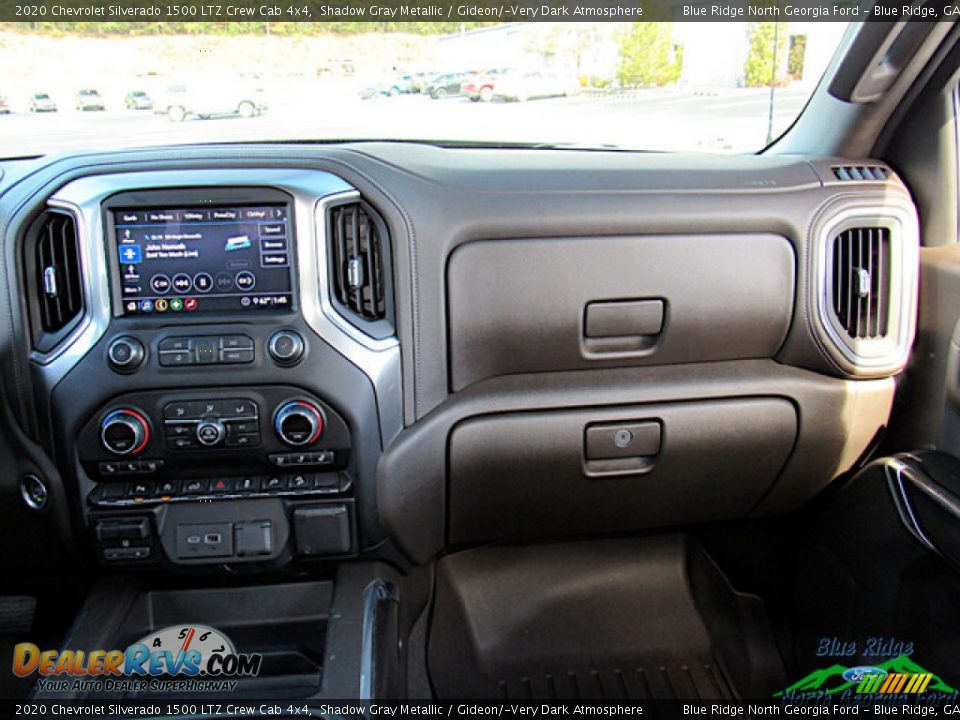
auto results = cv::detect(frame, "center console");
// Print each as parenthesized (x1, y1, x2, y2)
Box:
(30, 169, 402, 572)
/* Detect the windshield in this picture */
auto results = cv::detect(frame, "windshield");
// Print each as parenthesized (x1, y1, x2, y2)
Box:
(0, 20, 850, 157)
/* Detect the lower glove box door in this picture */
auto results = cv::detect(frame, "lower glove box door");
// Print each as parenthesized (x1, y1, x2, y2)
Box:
(448, 397, 797, 544)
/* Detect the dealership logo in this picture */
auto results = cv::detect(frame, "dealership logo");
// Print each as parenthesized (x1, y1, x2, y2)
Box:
(775, 655, 955, 699)
(12, 624, 261, 679)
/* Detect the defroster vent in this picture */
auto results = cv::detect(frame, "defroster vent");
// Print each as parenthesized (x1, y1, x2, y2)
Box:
(831, 227, 890, 340)
(329, 202, 386, 322)
(833, 166, 889, 182)
(29, 210, 84, 348)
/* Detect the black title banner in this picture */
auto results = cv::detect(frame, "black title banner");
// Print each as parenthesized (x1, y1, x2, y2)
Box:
(0, 0, 952, 23)
(7, 699, 960, 718)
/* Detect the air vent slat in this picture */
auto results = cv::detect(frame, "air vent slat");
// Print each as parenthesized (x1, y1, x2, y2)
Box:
(831, 225, 890, 341)
(31, 211, 83, 339)
(329, 201, 387, 323)
(876, 228, 885, 339)
(867, 229, 875, 337)
(336, 208, 349, 307)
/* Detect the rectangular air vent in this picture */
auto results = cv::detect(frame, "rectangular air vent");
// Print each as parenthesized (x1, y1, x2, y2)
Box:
(831, 227, 890, 340)
(833, 165, 889, 181)
(31, 210, 83, 338)
(329, 202, 386, 322)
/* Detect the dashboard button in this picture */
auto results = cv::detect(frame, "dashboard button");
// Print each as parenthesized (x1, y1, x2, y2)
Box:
(172, 273, 192, 293)
(216, 399, 258, 419)
(165, 422, 195, 438)
(158, 337, 192, 352)
(150, 274, 171, 294)
(99, 462, 120, 475)
(159, 350, 194, 367)
(225, 433, 259, 448)
(221, 348, 254, 364)
(193, 272, 213, 293)
(288, 474, 312, 491)
(235, 271, 256, 291)
(221, 335, 254, 350)
(127, 481, 154, 498)
(107, 337, 145, 373)
(142, 459, 165, 473)
(196, 419, 226, 447)
(215, 273, 233, 291)
(164, 401, 198, 420)
(226, 420, 258, 435)
(194, 338, 218, 364)
(236, 476, 260, 493)
(263, 475, 287, 491)
(209, 478, 234, 494)
(268, 330, 304, 367)
(156, 480, 177, 497)
(181, 479, 205, 495)
(313, 450, 335, 465)
(167, 436, 199, 451)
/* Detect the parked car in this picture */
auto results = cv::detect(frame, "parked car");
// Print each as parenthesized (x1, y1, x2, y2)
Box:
(74, 89, 105, 111)
(461, 68, 511, 102)
(0, 95, 9, 114)
(124, 90, 153, 110)
(360, 74, 416, 99)
(28, 93, 56, 112)
(410, 71, 440, 94)
(158, 84, 267, 122)
(493, 70, 575, 102)
(427, 72, 470, 99)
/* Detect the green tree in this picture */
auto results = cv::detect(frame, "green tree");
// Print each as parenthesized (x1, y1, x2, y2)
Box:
(787, 34, 807, 80)
(744, 20, 788, 88)
(616, 3, 681, 88)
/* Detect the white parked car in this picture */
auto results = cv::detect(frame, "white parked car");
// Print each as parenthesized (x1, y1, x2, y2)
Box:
(158, 84, 267, 122)
(493, 71, 575, 102)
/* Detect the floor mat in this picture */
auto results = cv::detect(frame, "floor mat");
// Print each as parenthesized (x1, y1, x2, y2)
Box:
(427, 535, 786, 700)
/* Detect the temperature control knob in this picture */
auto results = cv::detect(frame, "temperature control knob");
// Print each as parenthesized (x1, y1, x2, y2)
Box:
(100, 409, 150, 456)
(274, 401, 324, 447)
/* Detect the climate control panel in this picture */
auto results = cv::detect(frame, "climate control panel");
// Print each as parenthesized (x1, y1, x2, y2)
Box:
(161, 398, 261, 451)
(77, 386, 351, 494)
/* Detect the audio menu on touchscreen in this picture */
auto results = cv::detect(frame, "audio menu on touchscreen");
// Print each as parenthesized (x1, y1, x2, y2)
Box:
(113, 205, 294, 316)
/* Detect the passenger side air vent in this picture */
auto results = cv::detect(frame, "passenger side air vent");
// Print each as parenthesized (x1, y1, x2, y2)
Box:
(26, 210, 84, 351)
(831, 227, 890, 340)
(833, 165, 889, 181)
(326, 198, 393, 340)
(814, 203, 919, 377)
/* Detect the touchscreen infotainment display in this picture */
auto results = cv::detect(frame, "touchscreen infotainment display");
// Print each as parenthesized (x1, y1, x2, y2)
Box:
(112, 205, 293, 316)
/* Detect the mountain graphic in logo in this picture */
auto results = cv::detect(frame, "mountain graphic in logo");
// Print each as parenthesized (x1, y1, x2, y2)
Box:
(775, 655, 955, 697)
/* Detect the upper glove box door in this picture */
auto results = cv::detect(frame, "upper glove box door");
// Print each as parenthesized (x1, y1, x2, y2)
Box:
(446, 233, 795, 391)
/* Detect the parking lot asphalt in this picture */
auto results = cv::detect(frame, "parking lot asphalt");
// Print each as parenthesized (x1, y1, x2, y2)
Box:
(1, 86, 813, 157)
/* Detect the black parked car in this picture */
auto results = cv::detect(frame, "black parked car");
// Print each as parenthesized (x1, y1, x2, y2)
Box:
(427, 72, 469, 99)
